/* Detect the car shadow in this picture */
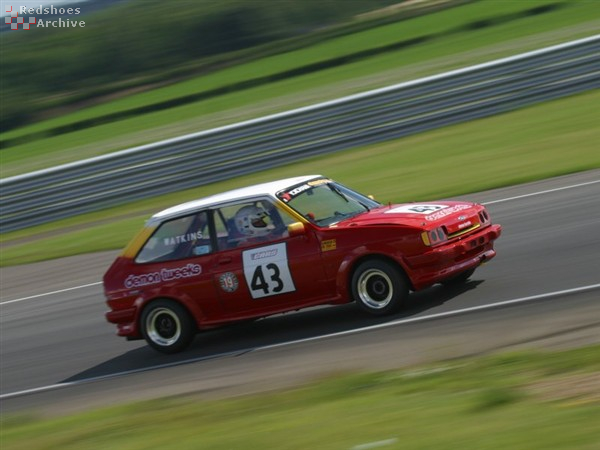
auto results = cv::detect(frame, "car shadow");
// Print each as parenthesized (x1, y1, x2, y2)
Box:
(62, 279, 483, 383)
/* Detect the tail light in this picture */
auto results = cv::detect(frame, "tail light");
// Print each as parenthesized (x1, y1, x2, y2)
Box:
(421, 227, 447, 246)
(478, 209, 491, 225)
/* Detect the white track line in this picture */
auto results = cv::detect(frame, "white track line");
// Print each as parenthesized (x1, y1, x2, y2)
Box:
(256, 283, 600, 352)
(0, 282, 102, 305)
(482, 180, 600, 205)
(0, 349, 245, 401)
(1, 282, 599, 401)
(2, 177, 598, 305)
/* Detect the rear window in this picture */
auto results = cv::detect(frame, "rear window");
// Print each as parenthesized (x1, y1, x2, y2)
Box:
(135, 212, 211, 263)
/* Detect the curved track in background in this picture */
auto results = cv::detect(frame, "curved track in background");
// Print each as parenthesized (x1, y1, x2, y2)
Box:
(1, 170, 599, 415)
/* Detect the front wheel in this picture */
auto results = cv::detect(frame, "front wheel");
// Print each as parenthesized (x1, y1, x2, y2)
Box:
(351, 260, 409, 316)
(140, 300, 195, 354)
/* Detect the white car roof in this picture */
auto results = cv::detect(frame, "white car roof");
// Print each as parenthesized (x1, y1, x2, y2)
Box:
(149, 175, 322, 224)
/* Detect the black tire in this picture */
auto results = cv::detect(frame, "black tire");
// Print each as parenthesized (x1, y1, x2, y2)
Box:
(351, 259, 409, 316)
(440, 268, 476, 287)
(140, 300, 195, 354)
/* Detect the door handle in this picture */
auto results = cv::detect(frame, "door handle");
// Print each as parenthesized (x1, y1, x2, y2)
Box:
(218, 257, 232, 265)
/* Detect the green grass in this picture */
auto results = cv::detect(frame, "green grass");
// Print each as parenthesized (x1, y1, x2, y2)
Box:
(0, 0, 568, 140)
(2, 344, 599, 449)
(2, 0, 598, 176)
(2, 89, 599, 267)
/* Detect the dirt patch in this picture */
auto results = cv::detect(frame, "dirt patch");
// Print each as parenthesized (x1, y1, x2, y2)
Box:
(529, 372, 600, 403)
(357, 0, 458, 20)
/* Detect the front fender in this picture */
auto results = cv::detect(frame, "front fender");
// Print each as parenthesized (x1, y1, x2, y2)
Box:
(334, 244, 412, 300)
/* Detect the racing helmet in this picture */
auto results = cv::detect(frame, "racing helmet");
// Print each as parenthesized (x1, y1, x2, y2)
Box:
(234, 205, 271, 236)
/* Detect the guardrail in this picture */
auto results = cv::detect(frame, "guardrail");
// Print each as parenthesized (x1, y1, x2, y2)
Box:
(1, 35, 599, 232)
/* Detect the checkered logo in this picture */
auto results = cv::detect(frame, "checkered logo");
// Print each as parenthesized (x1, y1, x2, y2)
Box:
(5, 6, 36, 30)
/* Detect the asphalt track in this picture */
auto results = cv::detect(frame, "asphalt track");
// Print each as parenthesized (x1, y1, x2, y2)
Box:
(1, 170, 599, 416)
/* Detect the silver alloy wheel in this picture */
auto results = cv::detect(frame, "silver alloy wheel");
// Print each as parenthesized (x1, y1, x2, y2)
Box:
(146, 307, 181, 347)
(357, 268, 394, 310)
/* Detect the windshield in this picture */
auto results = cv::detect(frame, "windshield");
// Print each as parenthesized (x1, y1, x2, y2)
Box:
(277, 179, 380, 226)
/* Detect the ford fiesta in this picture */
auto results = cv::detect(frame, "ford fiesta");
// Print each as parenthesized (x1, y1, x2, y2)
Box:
(104, 176, 502, 353)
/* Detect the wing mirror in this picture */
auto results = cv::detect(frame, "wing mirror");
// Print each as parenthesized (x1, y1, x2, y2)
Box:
(288, 222, 306, 238)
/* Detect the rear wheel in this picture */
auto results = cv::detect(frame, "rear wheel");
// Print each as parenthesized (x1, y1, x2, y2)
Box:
(141, 300, 195, 354)
(440, 268, 476, 287)
(351, 259, 408, 316)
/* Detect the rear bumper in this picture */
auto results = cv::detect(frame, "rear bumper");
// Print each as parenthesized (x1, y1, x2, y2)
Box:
(105, 307, 141, 339)
(406, 224, 502, 290)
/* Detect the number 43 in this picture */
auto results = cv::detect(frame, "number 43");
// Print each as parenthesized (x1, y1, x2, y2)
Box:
(251, 263, 284, 294)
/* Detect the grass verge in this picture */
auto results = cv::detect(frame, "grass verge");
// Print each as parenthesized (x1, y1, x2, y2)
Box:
(1, 89, 599, 267)
(2, 0, 598, 176)
(0, 0, 573, 146)
(2, 344, 599, 449)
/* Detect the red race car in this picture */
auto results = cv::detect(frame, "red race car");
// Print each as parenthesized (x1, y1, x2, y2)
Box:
(104, 175, 501, 353)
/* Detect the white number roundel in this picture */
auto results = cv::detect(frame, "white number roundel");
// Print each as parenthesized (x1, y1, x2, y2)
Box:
(242, 243, 296, 299)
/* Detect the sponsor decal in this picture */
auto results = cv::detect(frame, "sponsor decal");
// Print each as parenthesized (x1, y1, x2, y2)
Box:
(161, 264, 202, 281)
(124, 263, 202, 288)
(279, 179, 328, 202)
(288, 184, 311, 197)
(219, 272, 239, 293)
(163, 231, 203, 246)
(425, 204, 471, 221)
(307, 178, 331, 187)
(457, 220, 473, 230)
(250, 249, 278, 260)
(193, 245, 211, 256)
(124, 272, 161, 289)
(321, 239, 337, 252)
(385, 204, 447, 215)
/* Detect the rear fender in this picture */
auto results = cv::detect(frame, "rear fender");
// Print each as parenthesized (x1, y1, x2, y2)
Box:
(137, 287, 207, 332)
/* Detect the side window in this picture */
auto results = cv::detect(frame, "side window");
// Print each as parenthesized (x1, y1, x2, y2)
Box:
(215, 198, 295, 250)
(136, 211, 212, 263)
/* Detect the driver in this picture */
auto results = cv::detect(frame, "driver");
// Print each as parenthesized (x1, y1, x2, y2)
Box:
(232, 205, 275, 245)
